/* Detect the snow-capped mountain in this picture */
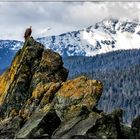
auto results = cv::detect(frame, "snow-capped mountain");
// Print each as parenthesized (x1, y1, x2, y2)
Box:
(1, 18, 140, 69)
(37, 18, 140, 56)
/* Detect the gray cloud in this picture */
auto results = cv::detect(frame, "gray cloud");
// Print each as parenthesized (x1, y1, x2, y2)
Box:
(0, 2, 140, 40)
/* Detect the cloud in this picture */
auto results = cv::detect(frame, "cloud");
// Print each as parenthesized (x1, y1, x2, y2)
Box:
(0, 2, 140, 40)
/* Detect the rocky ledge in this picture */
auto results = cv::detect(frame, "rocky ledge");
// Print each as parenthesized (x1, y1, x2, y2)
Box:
(0, 37, 140, 139)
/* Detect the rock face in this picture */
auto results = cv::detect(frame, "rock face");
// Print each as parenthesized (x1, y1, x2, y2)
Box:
(0, 37, 68, 118)
(0, 116, 24, 139)
(16, 105, 61, 139)
(0, 36, 139, 139)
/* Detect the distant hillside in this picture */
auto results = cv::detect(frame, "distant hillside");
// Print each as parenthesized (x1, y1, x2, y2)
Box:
(63, 49, 140, 123)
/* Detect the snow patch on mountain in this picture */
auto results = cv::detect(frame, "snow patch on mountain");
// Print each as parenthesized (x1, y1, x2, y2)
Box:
(0, 40, 23, 50)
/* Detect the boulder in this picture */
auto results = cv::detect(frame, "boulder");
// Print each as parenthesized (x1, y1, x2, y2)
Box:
(52, 112, 101, 139)
(54, 76, 103, 121)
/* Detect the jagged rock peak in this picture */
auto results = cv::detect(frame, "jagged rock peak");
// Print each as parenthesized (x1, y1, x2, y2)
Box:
(0, 37, 68, 118)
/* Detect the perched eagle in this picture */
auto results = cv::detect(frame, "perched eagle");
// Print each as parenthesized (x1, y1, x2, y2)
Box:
(24, 26, 32, 40)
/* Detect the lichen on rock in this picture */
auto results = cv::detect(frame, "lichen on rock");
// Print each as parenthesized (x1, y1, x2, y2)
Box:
(54, 76, 103, 121)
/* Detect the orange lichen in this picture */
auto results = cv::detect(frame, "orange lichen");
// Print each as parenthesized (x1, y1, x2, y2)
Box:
(9, 109, 18, 117)
(57, 76, 102, 99)
(40, 82, 61, 105)
(0, 50, 21, 104)
(32, 83, 52, 99)
(54, 76, 103, 121)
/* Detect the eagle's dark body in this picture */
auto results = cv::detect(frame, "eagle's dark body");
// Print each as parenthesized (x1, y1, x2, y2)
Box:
(24, 26, 32, 40)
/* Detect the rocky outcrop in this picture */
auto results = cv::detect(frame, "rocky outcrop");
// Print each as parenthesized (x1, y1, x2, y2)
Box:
(0, 36, 139, 139)
(15, 75, 103, 139)
(0, 37, 68, 119)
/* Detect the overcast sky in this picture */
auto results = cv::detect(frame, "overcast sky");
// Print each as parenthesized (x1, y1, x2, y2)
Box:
(0, 2, 140, 41)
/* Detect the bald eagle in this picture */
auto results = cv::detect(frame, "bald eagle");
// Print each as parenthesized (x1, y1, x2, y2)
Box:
(24, 26, 32, 40)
